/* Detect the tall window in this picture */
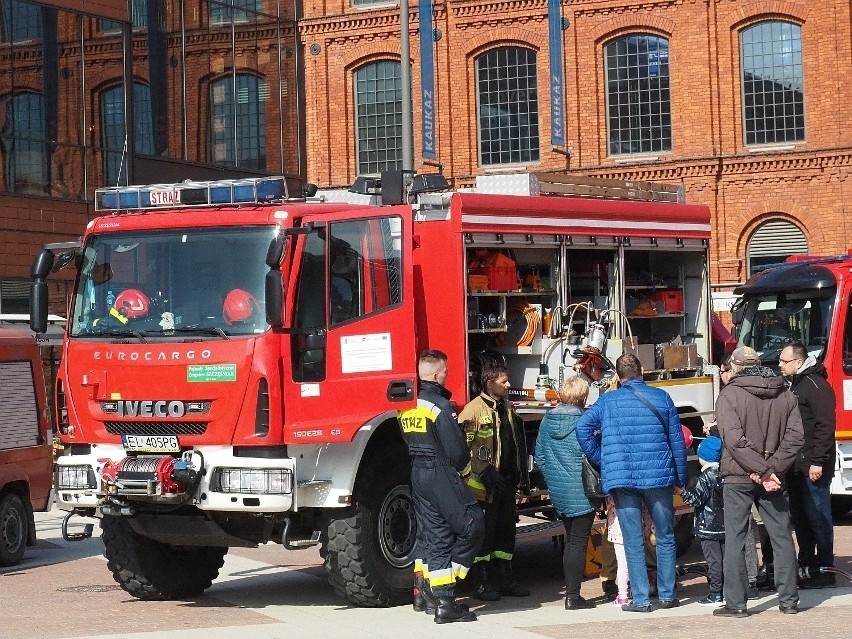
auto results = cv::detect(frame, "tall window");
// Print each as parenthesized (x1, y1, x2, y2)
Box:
(101, 83, 155, 187)
(354, 61, 403, 175)
(209, 0, 259, 26)
(0, 0, 42, 43)
(740, 21, 804, 145)
(476, 47, 540, 166)
(1, 92, 48, 195)
(605, 34, 671, 155)
(746, 219, 808, 276)
(209, 74, 267, 170)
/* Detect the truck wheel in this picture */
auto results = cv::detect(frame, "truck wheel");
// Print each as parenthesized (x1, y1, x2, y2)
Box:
(0, 493, 27, 566)
(322, 461, 415, 607)
(101, 515, 227, 600)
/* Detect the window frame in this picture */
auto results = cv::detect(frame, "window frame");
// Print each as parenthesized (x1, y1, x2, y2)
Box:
(475, 46, 541, 167)
(208, 72, 267, 170)
(739, 20, 805, 147)
(604, 33, 672, 157)
(1, 91, 49, 195)
(100, 82, 155, 187)
(353, 59, 403, 176)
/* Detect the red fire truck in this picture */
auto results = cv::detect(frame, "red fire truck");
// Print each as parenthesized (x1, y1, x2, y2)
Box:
(0, 328, 54, 566)
(30, 172, 715, 605)
(731, 254, 852, 514)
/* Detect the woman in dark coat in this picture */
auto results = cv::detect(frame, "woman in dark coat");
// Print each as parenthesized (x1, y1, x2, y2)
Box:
(534, 376, 596, 610)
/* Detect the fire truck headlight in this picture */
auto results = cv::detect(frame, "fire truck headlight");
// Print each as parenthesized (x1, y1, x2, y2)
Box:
(210, 468, 293, 495)
(55, 465, 97, 490)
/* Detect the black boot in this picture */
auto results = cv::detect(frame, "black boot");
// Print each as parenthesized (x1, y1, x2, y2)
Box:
(498, 560, 531, 597)
(413, 573, 438, 614)
(473, 562, 502, 601)
(434, 597, 477, 624)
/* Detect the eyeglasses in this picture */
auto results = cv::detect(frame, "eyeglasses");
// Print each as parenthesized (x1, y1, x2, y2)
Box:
(779, 358, 800, 365)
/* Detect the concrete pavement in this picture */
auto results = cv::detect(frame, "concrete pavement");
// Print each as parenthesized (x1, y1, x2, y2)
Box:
(3, 507, 852, 639)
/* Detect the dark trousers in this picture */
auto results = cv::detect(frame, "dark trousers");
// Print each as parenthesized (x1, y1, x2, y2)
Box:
(412, 462, 485, 597)
(788, 470, 834, 569)
(722, 482, 798, 609)
(561, 512, 595, 598)
(478, 481, 518, 563)
(700, 537, 724, 593)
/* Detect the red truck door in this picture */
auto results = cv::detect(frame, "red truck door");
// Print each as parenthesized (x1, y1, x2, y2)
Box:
(282, 207, 417, 443)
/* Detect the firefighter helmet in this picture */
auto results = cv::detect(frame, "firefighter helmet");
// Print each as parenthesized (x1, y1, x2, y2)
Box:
(114, 288, 150, 318)
(223, 289, 260, 325)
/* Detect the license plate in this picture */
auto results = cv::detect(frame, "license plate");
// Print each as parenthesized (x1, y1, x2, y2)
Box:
(122, 434, 180, 453)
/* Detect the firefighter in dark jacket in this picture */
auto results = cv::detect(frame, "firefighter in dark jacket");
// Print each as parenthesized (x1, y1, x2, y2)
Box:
(779, 341, 837, 588)
(458, 360, 530, 601)
(398, 350, 484, 623)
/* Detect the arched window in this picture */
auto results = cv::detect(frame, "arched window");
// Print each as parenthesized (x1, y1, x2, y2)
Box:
(605, 34, 671, 155)
(354, 60, 403, 175)
(740, 21, 804, 146)
(100, 83, 155, 187)
(746, 219, 808, 275)
(209, 73, 267, 170)
(476, 47, 539, 166)
(0, 0, 42, 43)
(0, 92, 47, 195)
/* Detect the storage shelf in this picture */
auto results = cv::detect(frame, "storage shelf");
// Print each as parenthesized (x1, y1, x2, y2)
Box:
(627, 313, 686, 319)
(467, 327, 508, 334)
(625, 285, 681, 290)
(468, 289, 556, 297)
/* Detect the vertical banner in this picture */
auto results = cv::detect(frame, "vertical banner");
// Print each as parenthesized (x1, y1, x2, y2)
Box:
(419, 0, 436, 159)
(548, 0, 565, 147)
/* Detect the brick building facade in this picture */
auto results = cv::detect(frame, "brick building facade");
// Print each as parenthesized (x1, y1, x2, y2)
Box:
(301, 0, 852, 303)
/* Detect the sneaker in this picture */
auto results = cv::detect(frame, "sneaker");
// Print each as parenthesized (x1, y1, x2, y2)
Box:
(658, 599, 680, 609)
(698, 592, 724, 606)
(612, 595, 631, 607)
(622, 602, 653, 613)
(713, 606, 749, 618)
(747, 583, 760, 600)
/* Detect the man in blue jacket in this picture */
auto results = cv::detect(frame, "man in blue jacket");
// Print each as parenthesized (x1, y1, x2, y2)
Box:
(577, 353, 687, 613)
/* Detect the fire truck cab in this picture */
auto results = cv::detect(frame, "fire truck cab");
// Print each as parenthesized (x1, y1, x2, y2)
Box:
(31, 172, 715, 605)
(731, 255, 852, 514)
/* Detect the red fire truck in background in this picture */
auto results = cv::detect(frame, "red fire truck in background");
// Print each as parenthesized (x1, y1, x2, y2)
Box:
(731, 254, 852, 515)
(31, 172, 716, 606)
(0, 328, 54, 566)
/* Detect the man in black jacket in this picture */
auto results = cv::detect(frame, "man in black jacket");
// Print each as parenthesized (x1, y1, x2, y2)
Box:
(398, 350, 485, 623)
(779, 342, 837, 588)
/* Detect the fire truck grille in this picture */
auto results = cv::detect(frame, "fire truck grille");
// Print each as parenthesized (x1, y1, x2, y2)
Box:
(104, 421, 208, 436)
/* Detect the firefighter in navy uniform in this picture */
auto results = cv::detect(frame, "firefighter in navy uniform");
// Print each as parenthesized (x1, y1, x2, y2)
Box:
(459, 360, 531, 601)
(398, 350, 485, 624)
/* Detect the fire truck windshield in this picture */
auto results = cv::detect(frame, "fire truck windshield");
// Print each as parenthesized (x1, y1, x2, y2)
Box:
(69, 227, 276, 338)
(735, 287, 836, 363)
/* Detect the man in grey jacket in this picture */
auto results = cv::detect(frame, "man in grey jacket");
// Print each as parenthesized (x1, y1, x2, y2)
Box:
(713, 346, 804, 618)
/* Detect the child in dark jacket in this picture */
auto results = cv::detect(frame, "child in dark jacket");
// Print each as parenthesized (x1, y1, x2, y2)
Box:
(680, 436, 725, 606)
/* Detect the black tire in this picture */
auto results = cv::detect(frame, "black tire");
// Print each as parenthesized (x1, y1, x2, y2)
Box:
(831, 496, 852, 519)
(101, 515, 227, 600)
(0, 493, 27, 567)
(322, 460, 415, 607)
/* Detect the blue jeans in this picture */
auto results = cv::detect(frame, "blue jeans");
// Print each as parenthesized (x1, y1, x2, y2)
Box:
(612, 487, 676, 606)
(788, 470, 834, 569)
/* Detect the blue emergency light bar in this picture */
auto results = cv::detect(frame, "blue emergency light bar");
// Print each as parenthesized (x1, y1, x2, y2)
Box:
(94, 176, 296, 213)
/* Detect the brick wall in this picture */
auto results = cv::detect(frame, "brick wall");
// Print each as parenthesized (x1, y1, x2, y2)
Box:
(302, 0, 852, 294)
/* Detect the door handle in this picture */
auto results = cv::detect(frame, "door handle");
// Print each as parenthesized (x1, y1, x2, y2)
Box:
(387, 379, 414, 401)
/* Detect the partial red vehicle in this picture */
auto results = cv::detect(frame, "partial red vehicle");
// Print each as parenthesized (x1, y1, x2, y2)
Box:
(0, 328, 53, 566)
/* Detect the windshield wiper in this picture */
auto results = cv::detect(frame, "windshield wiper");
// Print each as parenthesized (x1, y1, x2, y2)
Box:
(81, 329, 148, 343)
(173, 326, 230, 339)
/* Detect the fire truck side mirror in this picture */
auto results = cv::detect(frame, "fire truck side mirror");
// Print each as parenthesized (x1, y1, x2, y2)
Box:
(31, 249, 55, 280)
(30, 281, 49, 335)
(266, 235, 286, 267)
(265, 271, 283, 328)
